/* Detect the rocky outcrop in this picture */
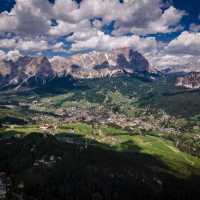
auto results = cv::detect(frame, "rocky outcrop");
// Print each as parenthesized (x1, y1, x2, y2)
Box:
(15, 56, 54, 80)
(0, 56, 55, 89)
(176, 72, 200, 89)
(0, 60, 14, 84)
(129, 50, 149, 73)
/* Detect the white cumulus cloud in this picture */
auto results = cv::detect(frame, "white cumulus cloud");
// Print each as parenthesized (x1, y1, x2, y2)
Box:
(166, 31, 200, 55)
(70, 31, 157, 53)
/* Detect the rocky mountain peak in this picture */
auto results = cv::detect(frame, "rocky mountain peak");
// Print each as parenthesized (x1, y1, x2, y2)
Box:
(0, 60, 13, 77)
(176, 72, 200, 89)
(16, 56, 54, 77)
(129, 50, 150, 73)
(0, 56, 55, 88)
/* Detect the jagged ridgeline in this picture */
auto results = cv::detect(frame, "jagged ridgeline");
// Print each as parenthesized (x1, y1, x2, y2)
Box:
(0, 48, 155, 90)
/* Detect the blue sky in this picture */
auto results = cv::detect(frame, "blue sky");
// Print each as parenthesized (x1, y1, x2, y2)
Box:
(0, 0, 199, 69)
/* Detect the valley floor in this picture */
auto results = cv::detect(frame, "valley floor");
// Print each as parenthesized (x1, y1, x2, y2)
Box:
(1, 75, 200, 199)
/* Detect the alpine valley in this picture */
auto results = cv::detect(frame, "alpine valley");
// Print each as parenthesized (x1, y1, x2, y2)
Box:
(1, 48, 200, 200)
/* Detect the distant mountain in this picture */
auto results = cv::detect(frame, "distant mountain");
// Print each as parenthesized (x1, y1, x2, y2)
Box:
(51, 48, 151, 78)
(0, 56, 55, 90)
(0, 48, 152, 89)
(176, 72, 200, 89)
(13, 56, 54, 84)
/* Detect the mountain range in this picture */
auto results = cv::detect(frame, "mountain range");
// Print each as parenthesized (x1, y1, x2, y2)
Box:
(1, 47, 200, 90)
(0, 48, 152, 89)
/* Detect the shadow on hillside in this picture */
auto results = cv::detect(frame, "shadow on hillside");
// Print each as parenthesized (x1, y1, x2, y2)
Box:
(32, 76, 89, 96)
(0, 116, 28, 125)
(0, 131, 200, 200)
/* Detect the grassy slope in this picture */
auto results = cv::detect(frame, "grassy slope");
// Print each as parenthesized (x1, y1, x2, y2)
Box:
(61, 122, 200, 177)
(2, 122, 199, 177)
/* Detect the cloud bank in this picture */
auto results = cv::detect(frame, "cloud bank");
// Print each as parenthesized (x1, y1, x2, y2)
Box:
(0, 0, 199, 70)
